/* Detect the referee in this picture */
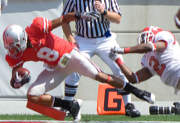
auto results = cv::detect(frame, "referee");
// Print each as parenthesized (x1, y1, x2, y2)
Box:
(62, 0, 140, 120)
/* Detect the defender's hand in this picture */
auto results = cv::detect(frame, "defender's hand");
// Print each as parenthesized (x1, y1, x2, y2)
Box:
(109, 47, 125, 60)
(111, 47, 124, 54)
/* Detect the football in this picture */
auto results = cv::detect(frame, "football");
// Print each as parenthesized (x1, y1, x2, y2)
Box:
(11, 67, 31, 89)
(15, 67, 30, 78)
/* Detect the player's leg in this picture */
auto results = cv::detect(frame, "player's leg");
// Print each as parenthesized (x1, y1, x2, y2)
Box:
(65, 73, 80, 101)
(70, 49, 155, 104)
(27, 68, 81, 119)
(99, 55, 140, 117)
(96, 36, 140, 117)
(64, 72, 82, 121)
(63, 36, 95, 121)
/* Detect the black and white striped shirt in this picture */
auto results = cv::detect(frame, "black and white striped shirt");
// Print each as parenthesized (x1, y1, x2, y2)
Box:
(62, 0, 121, 38)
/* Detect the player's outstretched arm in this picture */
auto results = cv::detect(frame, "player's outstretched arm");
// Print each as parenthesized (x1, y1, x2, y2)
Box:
(115, 59, 153, 84)
(62, 22, 76, 43)
(51, 12, 76, 30)
(111, 41, 167, 55)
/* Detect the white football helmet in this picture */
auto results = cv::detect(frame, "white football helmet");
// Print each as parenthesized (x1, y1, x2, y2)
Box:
(138, 26, 163, 44)
(3, 24, 27, 58)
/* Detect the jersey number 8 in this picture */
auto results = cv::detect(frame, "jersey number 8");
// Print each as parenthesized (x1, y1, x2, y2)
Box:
(37, 47, 59, 62)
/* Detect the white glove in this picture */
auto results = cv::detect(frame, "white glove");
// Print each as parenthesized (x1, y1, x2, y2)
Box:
(75, 11, 100, 21)
(111, 47, 124, 54)
(109, 47, 124, 60)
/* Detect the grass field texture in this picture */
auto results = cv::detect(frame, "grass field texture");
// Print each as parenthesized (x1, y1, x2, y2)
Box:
(0, 115, 179, 121)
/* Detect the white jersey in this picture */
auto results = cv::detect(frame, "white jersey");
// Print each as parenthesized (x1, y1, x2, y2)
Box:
(141, 31, 180, 89)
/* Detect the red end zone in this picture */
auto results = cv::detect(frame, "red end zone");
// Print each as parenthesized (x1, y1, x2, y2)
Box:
(0, 122, 43, 123)
(0, 120, 68, 123)
(26, 101, 66, 121)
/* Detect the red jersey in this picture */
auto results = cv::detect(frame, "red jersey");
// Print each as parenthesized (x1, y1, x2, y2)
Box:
(6, 17, 75, 68)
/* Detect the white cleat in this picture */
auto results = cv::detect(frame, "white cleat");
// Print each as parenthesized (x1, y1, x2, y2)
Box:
(141, 91, 155, 104)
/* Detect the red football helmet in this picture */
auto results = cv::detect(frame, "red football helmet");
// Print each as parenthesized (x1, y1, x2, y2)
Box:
(138, 26, 163, 44)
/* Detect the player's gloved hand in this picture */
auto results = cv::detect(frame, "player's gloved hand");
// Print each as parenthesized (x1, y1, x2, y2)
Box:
(10, 68, 31, 89)
(111, 47, 125, 54)
(109, 47, 125, 60)
(75, 11, 100, 21)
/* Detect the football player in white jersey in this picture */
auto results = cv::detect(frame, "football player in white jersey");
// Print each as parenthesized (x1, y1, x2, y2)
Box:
(175, 8, 180, 29)
(109, 26, 180, 94)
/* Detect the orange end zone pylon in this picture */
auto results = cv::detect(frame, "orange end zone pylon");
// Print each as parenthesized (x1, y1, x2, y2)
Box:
(26, 101, 66, 120)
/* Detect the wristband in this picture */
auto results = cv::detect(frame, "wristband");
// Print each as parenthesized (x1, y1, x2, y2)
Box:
(106, 75, 111, 83)
(115, 58, 124, 66)
(102, 9, 107, 16)
(124, 47, 130, 53)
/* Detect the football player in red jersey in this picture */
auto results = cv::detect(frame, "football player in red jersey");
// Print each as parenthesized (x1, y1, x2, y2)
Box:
(3, 14, 155, 121)
(110, 26, 180, 94)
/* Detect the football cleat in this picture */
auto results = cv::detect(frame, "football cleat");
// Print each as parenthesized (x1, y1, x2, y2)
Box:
(69, 99, 83, 122)
(125, 103, 141, 117)
(135, 90, 155, 104)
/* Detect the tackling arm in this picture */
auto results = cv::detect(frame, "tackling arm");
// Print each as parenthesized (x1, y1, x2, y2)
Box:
(112, 41, 167, 54)
(62, 23, 76, 44)
(51, 12, 76, 30)
(115, 60, 153, 83)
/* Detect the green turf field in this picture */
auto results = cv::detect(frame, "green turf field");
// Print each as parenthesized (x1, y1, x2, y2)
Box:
(0, 115, 179, 121)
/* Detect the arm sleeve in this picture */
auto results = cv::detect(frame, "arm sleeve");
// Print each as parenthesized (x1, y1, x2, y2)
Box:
(62, 0, 75, 15)
(28, 17, 52, 35)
